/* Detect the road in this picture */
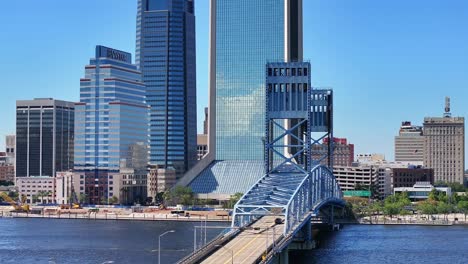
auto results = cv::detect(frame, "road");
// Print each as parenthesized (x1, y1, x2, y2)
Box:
(201, 216, 284, 264)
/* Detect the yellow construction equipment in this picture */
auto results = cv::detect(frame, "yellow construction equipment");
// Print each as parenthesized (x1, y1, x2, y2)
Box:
(0, 192, 30, 212)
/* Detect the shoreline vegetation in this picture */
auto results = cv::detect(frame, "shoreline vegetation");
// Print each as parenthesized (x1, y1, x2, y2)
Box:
(344, 189, 468, 226)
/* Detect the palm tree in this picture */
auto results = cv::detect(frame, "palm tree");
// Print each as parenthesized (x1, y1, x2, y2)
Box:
(37, 190, 52, 204)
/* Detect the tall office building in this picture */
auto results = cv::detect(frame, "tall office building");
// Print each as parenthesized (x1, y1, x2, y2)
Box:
(182, 0, 303, 199)
(395, 121, 424, 164)
(16, 98, 74, 177)
(210, 0, 302, 160)
(74, 46, 148, 204)
(136, 0, 197, 177)
(423, 97, 465, 184)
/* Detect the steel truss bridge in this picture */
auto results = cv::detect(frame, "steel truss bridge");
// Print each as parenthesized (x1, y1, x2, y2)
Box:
(179, 62, 345, 264)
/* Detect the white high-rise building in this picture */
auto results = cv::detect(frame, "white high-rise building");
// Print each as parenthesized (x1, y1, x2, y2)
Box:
(395, 121, 424, 165)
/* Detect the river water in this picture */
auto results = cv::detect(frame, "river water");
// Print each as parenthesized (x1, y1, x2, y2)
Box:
(0, 219, 467, 264)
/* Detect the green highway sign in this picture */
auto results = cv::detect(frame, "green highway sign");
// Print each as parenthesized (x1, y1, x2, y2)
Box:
(343, 190, 371, 197)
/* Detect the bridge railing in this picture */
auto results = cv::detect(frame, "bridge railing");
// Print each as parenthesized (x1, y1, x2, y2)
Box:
(284, 165, 342, 234)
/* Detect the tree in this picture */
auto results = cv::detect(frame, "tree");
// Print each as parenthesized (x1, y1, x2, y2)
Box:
(228, 193, 243, 209)
(417, 201, 437, 218)
(100, 196, 108, 205)
(155, 192, 165, 204)
(383, 203, 400, 219)
(109, 196, 119, 205)
(37, 190, 51, 204)
(457, 201, 468, 222)
(79, 193, 88, 204)
(437, 202, 453, 220)
(164, 186, 194, 206)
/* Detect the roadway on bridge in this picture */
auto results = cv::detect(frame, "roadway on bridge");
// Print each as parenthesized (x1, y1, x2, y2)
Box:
(201, 216, 284, 264)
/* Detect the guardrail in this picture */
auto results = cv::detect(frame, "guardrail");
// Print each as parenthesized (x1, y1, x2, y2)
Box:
(177, 228, 238, 264)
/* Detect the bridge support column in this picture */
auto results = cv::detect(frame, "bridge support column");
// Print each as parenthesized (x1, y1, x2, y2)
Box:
(305, 221, 312, 241)
(279, 249, 289, 264)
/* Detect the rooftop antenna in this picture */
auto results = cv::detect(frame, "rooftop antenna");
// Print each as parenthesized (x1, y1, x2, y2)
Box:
(444, 96, 451, 118)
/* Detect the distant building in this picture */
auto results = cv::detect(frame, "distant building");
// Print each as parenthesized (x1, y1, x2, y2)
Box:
(197, 134, 208, 160)
(392, 167, 434, 188)
(423, 98, 464, 184)
(16, 176, 55, 204)
(337, 157, 413, 199)
(312, 137, 354, 167)
(196, 107, 209, 161)
(55, 171, 75, 205)
(0, 164, 14, 182)
(74, 46, 148, 205)
(5, 135, 15, 167)
(356, 153, 385, 163)
(147, 167, 177, 200)
(16, 98, 75, 178)
(0, 152, 6, 164)
(334, 165, 379, 193)
(394, 182, 451, 201)
(395, 121, 424, 164)
(203, 107, 208, 135)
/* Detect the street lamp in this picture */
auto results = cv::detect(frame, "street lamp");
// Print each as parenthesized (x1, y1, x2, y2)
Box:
(158, 230, 175, 264)
(215, 245, 233, 264)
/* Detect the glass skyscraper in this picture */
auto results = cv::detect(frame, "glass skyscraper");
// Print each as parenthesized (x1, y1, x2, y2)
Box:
(210, 0, 303, 160)
(74, 46, 148, 204)
(136, 0, 197, 176)
(185, 0, 303, 196)
(16, 98, 75, 178)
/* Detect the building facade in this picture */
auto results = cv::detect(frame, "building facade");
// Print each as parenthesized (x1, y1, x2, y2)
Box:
(423, 116, 465, 184)
(136, 0, 197, 177)
(334, 165, 379, 193)
(392, 167, 434, 188)
(312, 137, 354, 167)
(16, 176, 55, 204)
(395, 121, 424, 164)
(197, 134, 208, 160)
(16, 98, 75, 178)
(394, 182, 451, 201)
(210, 0, 302, 161)
(0, 164, 14, 182)
(5, 135, 15, 167)
(74, 46, 148, 205)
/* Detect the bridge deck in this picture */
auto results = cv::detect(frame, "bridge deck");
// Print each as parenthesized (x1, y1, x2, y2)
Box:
(201, 216, 284, 264)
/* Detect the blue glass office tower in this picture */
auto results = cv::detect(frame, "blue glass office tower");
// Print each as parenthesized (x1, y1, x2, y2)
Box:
(136, 0, 197, 177)
(75, 46, 148, 204)
(185, 0, 303, 197)
(210, 0, 303, 160)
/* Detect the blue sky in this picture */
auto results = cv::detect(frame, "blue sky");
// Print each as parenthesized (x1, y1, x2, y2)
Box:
(1, 0, 467, 163)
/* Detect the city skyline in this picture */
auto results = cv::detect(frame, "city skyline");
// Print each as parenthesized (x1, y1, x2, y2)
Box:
(1, 0, 468, 163)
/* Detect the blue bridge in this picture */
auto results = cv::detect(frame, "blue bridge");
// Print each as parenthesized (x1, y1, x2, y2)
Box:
(179, 62, 345, 264)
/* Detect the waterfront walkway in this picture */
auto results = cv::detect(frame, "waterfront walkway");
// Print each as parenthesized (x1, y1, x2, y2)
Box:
(0, 210, 231, 222)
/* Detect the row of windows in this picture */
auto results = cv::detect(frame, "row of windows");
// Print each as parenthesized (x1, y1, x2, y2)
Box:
(268, 67, 308, 77)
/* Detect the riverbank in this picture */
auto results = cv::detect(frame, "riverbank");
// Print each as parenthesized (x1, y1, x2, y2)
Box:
(0, 205, 232, 222)
(336, 213, 468, 226)
(1, 211, 231, 222)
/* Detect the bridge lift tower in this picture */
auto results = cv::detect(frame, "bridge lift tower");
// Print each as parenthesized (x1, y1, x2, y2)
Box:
(232, 61, 343, 241)
(178, 62, 344, 264)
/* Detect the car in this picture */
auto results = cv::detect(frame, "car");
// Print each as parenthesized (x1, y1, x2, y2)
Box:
(275, 218, 284, 225)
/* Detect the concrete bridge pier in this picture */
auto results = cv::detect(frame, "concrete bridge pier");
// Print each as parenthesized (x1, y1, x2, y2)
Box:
(279, 250, 289, 264)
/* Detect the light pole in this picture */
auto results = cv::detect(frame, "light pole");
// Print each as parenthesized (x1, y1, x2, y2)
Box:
(158, 230, 175, 264)
(215, 245, 233, 264)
